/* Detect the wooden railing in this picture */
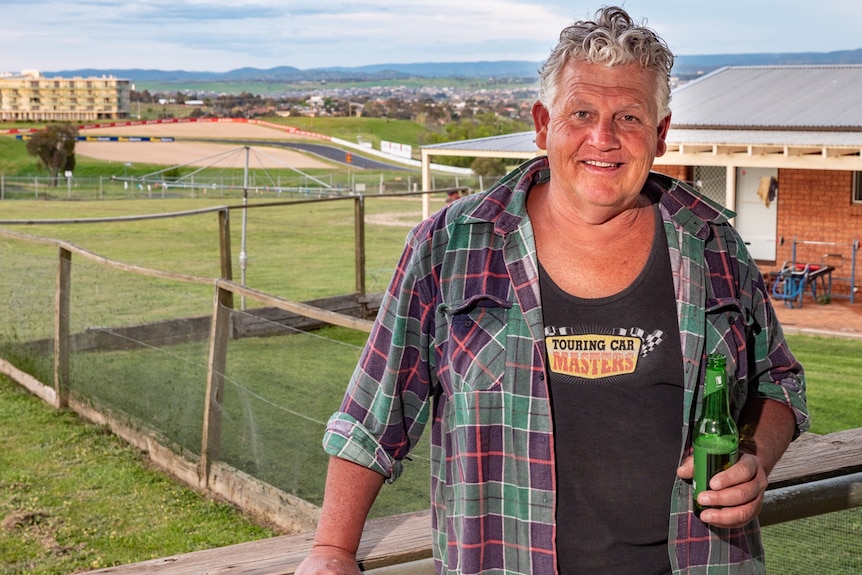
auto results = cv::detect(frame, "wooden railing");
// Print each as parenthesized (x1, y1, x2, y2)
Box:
(79, 427, 862, 575)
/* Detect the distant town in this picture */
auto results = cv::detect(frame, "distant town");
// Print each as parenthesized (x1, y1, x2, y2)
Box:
(134, 82, 541, 125)
(3, 48, 862, 125)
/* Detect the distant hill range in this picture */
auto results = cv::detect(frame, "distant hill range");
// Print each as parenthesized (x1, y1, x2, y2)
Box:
(46, 49, 862, 83)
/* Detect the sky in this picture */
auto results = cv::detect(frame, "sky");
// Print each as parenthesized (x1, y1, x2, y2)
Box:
(2, 0, 862, 73)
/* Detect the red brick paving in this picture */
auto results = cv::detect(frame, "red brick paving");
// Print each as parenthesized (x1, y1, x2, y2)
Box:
(772, 294, 862, 339)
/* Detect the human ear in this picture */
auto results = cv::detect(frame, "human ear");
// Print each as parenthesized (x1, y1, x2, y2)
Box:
(532, 101, 550, 150)
(655, 111, 672, 157)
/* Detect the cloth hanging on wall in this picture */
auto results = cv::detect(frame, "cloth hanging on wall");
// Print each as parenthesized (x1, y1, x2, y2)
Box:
(757, 176, 778, 208)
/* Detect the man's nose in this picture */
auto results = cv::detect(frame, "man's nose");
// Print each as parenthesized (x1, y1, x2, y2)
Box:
(587, 117, 620, 149)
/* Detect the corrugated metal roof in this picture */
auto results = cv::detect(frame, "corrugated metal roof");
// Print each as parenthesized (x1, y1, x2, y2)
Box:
(422, 131, 538, 153)
(665, 128, 862, 148)
(669, 65, 862, 130)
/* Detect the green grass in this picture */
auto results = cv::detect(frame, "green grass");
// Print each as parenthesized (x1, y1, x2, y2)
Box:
(785, 334, 862, 434)
(0, 137, 33, 175)
(269, 116, 432, 149)
(750, 334, 862, 573)
(0, 374, 276, 575)
(0, 196, 441, 302)
(0, 197, 438, 524)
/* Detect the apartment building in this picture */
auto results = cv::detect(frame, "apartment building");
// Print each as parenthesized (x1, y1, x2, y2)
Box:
(0, 70, 130, 121)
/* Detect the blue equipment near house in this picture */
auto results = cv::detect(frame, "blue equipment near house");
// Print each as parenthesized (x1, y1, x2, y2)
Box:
(770, 262, 835, 308)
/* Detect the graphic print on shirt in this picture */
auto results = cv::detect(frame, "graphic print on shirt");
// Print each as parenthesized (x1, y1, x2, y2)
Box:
(544, 325, 665, 380)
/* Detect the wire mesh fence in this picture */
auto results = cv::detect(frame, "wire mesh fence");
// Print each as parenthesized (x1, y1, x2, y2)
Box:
(67, 255, 215, 457)
(0, 196, 859, 570)
(0, 171, 489, 202)
(0, 234, 57, 385)
(763, 507, 862, 573)
(216, 309, 431, 517)
(0, 194, 442, 528)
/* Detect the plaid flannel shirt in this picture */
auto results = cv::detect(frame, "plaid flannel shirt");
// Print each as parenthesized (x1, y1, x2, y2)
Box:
(323, 156, 809, 575)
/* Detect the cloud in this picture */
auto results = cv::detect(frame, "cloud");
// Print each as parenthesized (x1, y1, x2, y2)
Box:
(269, 0, 569, 65)
(1, 0, 861, 72)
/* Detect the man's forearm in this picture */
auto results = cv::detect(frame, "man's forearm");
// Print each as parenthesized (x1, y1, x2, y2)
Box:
(737, 397, 797, 475)
(312, 456, 386, 554)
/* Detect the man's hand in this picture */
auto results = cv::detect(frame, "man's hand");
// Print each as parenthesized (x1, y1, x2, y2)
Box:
(678, 397, 797, 528)
(676, 448, 768, 528)
(294, 545, 362, 575)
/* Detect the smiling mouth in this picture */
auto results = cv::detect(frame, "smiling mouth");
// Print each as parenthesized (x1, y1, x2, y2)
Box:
(585, 160, 621, 168)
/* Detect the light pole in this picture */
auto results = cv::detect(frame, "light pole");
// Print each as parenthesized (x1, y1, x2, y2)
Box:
(239, 146, 250, 310)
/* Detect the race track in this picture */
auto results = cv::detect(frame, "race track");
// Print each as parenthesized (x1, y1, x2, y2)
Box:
(76, 121, 409, 170)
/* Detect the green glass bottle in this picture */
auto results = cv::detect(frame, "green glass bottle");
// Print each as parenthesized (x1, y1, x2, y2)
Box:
(693, 353, 739, 513)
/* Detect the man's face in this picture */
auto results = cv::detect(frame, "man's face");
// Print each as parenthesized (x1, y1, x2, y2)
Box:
(532, 60, 670, 221)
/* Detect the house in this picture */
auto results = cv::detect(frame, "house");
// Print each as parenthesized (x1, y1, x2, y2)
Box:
(420, 65, 862, 299)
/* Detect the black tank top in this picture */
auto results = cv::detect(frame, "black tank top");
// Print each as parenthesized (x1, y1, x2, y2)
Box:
(540, 203, 684, 575)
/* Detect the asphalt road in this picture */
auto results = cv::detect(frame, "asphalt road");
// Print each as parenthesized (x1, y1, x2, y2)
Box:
(198, 138, 412, 171)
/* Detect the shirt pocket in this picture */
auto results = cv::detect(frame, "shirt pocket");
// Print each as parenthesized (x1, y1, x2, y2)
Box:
(437, 294, 512, 393)
(705, 296, 752, 412)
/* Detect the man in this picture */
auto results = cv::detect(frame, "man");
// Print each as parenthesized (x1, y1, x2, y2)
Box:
(296, 6, 809, 574)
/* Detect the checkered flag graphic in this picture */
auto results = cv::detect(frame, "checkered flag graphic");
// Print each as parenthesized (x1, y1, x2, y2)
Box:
(640, 329, 665, 357)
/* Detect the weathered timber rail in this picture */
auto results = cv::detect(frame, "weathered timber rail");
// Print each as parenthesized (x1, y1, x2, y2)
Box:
(79, 427, 862, 575)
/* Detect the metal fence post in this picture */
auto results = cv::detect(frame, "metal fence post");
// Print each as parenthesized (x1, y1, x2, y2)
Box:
(355, 195, 366, 301)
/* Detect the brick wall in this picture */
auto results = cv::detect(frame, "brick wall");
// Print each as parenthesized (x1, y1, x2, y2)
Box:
(773, 168, 861, 297)
(654, 164, 690, 182)
(653, 165, 859, 297)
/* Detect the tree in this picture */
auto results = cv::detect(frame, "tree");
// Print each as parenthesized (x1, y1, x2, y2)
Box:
(471, 156, 508, 179)
(423, 113, 532, 168)
(25, 124, 78, 187)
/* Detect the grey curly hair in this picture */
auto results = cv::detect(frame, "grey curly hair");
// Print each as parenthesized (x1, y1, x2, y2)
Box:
(538, 6, 674, 119)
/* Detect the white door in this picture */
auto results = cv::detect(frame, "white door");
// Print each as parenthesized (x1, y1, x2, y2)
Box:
(734, 167, 779, 262)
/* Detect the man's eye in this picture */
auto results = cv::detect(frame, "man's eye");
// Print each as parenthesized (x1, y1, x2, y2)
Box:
(573, 111, 589, 119)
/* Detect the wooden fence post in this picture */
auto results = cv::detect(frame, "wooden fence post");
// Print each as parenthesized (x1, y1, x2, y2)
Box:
(54, 246, 71, 408)
(218, 208, 235, 308)
(200, 281, 233, 486)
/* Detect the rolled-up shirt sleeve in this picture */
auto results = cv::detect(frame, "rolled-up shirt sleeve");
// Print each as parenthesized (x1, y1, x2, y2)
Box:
(323, 411, 402, 481)
(323, 220, 437, 483)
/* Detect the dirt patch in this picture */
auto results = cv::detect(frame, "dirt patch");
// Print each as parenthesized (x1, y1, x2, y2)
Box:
(2, 511, 68, 554)
(1, 510, 47, 531)
(75, 141, 333, 169)
(80, 121, 292, 140)
(76, 121, 334, 169)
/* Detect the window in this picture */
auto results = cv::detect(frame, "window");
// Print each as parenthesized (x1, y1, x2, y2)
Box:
(855, 172, 862, 203)
(693, 165, 728, 206)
